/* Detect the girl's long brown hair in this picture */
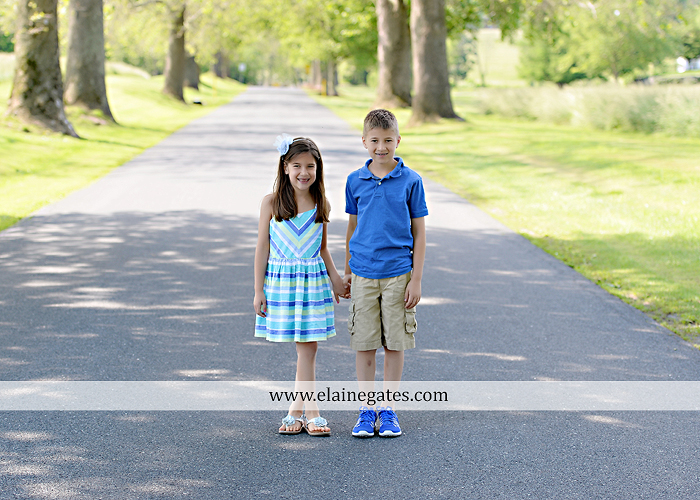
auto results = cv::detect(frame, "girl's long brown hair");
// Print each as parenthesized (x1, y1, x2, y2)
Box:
(272, 137, 330, 223)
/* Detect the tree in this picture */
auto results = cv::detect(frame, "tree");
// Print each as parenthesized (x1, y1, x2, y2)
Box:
(559, 0, 680, 81)
(0, 32, 12, 52)
(375, 0, 411, 107)
(7, 0, 78, 137)
(162, 3, 186, 100)
(517, 36, 587, 86)
(184, 53, 199, 89)
(295, 0, 375, 96)
(103, 0, 170, 76)
(410, 0, 460, 124)
(64, 0, 115, 121)
(680, 5, 700, 60)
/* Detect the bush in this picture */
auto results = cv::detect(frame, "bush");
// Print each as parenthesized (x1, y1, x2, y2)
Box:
(474, 84, 700, 137)
(0, 33, 13, 52)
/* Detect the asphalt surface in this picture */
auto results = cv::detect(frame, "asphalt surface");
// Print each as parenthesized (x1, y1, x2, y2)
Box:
(1, 87, 700, 499)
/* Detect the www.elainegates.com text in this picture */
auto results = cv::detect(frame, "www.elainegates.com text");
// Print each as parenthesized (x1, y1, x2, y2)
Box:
(269, 387, 448, 407)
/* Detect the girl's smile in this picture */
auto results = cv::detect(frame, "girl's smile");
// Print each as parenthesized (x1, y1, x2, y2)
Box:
(285, 152, 317, 191)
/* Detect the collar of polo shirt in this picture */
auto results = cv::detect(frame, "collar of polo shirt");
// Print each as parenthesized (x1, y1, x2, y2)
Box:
(359, 158, 404, 180)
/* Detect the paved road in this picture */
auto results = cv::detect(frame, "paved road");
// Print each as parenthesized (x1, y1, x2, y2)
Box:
(1, 87, 700, 499)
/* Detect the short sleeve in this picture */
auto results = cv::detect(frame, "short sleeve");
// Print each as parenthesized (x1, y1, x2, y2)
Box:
(345, 177, 358, 215)
(408, 177, 429, 219)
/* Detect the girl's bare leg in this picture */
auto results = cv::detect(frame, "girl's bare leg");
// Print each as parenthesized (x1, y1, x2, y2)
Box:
(279, 342, 329, 433)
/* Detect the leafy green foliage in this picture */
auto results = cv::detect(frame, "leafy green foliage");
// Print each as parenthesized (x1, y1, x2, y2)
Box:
(517, 36, 587, 85)
(104, 0, 171, 75)
(100, 0, 378, 86)
(565, 0, 678, 80)
(448, 32, 477, 84)
(0, 0, 14, 38)
(680, 6, 700, 60)
(0, 33, 12, 52)
(518, 0, 684, 83)
(445, 0, 481, 36)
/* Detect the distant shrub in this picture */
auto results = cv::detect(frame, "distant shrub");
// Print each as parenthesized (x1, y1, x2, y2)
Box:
(0, 33, 13, 53)
(474, 84, 700, 137)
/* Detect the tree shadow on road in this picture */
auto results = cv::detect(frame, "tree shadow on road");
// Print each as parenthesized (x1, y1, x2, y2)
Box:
(0, 211, 354, 382)
(1, 214, 699, 384)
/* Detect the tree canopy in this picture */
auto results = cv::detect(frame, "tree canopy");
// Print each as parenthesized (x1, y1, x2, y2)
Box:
(4, 0, 700, 136)
(517, 0, 694, 84)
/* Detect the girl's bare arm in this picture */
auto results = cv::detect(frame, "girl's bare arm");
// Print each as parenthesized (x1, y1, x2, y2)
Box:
(320, 222, 348, 301)
(253, 195, 273, 317)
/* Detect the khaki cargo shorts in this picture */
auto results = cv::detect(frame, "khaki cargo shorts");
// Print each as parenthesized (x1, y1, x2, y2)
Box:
(348, 272, 417, 351)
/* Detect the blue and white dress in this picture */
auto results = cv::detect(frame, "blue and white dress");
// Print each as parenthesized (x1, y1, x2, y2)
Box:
(255, 207, 336, 342)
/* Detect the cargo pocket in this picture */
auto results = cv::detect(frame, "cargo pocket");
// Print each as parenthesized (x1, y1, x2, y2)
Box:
(405, 308, 417, 335)
(348, 302, 356, 335)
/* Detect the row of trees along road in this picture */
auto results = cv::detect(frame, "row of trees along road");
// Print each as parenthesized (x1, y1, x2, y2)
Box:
(2, 0, 520, 135)
(6, 0, 114, 137)
(375, 0, 528, 123)
(10, 0, 693, 135)
(8, 0, 79, 137)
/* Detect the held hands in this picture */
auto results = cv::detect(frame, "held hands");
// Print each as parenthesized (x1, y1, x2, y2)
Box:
(404, 278, 421, 309)
(342, 274, 352, 299)
(253, 291, 267, 318)
(332, 274, 351, 303)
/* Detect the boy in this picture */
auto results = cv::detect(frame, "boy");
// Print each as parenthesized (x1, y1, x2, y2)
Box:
(343, 109, 428, 437)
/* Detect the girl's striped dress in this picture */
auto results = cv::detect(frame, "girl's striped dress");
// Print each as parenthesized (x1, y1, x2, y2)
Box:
(255, 207, 336, 342)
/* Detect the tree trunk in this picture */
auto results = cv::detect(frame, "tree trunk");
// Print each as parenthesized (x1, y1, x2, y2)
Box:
(7, 0, 79, 137)
(325, 59, 338, 96)
(213, 51, 229, 79)
(311, 59, 322, 90)
(409, 0, 460, 124)
(64, 0, 114, 121)
(162, 4, 186, 101)
(375, 0, 412, 108)
(184, 53, 199, 90)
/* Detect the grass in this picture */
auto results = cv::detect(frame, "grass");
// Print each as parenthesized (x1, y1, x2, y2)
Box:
(0, 52, 13, 81)
(0, 71, 245, 231)
(467, 27, 524, 87)
(310, 85, 700, 345)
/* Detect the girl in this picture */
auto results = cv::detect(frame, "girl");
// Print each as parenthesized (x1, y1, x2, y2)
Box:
(254, 135, 347, 436)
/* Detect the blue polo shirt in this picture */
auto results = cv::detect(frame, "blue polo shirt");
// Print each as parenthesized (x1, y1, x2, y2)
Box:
(345, 157, 428, 279)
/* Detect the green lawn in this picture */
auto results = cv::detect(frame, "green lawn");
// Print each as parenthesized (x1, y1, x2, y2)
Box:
(311, 85, 700, 345)
(467, 27, 524, 87)
(0, 72, 245, 231)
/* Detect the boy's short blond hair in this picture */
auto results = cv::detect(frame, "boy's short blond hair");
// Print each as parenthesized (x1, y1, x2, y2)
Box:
(363, 109, 400, 137)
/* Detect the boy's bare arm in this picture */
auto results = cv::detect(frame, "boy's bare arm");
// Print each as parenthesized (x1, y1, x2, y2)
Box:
(405, 217, 426, 309)
(343, 214, 358, 289)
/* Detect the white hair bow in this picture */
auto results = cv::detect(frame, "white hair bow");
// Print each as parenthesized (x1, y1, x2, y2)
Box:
(273, 134, 294, 156)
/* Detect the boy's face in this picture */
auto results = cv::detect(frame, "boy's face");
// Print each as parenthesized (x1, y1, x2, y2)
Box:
(362, 127, 401, 169)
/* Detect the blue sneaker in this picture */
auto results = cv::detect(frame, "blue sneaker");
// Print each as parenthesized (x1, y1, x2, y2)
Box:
(377, 407, 402, 437)
(352, 407, 377, 437)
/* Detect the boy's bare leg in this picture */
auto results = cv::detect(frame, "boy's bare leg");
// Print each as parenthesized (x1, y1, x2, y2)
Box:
(356, 349, 377, 409)
(383, 348, 404, 404)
